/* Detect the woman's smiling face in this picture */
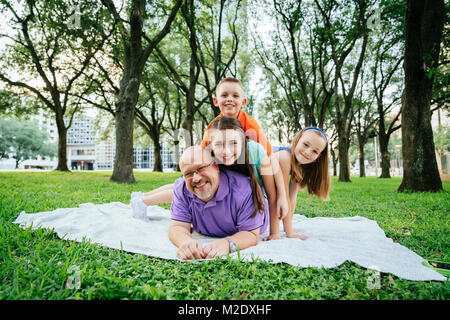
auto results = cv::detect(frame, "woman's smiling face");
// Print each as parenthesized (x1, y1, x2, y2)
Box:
(209, 129, 244, 165)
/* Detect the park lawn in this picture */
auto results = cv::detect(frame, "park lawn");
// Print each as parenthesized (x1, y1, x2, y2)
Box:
(0, 171, 448, 300)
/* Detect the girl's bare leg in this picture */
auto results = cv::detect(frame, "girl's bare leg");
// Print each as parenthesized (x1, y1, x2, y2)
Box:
(143, 183, 174, 197)
(142, 185, 174, 206)
(131, 184, 174, 220)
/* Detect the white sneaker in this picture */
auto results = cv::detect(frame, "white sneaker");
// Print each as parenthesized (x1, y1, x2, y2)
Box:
(131, 197, 149, 221)
(131, 192, 144, 200)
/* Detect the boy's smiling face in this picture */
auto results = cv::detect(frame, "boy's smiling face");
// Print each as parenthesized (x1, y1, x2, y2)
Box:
(213, 81, 247, 118)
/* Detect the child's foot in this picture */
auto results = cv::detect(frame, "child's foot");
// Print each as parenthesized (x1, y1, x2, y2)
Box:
(130, 197, 149, 221)
(131, 192, 144, 200)
(286, 232, 308, 240)
(263, 234, 282, 241)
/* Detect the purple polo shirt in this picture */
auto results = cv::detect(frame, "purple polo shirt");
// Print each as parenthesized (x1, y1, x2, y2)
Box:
(170, 169, 269, 238)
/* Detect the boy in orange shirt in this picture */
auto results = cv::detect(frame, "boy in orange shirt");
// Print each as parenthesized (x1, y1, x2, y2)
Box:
(201, 77, 273, 155)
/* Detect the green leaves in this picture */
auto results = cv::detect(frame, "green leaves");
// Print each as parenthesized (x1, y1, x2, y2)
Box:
(0, 117, 57, 166)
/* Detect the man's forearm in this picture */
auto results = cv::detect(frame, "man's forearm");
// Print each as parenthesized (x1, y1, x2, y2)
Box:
(227, 230, 260, 251)
(169, 224, 193, 248)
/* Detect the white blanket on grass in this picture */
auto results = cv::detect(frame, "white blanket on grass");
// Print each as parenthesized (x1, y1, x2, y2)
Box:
(13, 202, 446, 282)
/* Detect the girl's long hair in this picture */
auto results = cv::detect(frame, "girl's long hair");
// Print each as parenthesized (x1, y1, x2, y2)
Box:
(290, 129, 330, 200)
(209, 116, 265, 218)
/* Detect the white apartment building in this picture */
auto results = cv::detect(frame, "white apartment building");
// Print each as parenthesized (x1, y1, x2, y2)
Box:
(67, 116, 96, 170)
(95, 139, 115, 170)
(96, 140, 178, 171)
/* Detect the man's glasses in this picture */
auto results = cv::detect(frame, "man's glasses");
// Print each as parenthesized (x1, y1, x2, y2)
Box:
(183, 161, 215, 179)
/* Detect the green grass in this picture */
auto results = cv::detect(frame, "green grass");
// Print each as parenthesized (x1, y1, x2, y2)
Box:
(0, 171, 449, 300)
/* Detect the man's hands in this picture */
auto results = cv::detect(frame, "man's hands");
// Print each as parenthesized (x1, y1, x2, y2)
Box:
(202, 239, 230, 259)
(176, 239, 205, 260)
(176, 238, 230, 260)
(171, 220, 229, 260)
(170, 221, 259, 261)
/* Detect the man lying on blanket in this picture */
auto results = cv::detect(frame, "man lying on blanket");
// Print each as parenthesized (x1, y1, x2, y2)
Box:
(169, 146, 269, 260)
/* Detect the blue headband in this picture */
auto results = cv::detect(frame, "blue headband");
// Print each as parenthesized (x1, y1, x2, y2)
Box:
(304, 127, 328, 144)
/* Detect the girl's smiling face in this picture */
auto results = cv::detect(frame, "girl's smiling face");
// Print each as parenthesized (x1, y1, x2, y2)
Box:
(209, 129, 244, 165)
(293, 130, 327, 165)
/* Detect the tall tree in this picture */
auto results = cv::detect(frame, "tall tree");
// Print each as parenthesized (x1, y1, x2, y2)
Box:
(257, 72, 299, 143)
(315, 0, 371, 182)
(398, 0, 445, 192)
(352, 72, 378, 178)
(134, 65, 170, 172)
(252, 0, 335, 131)
(370, 0, 404, 178)
(0, 0, 108, 171)
(154, 0, 242, 144)
(101, 0, 182, 184)
(198, 0, 245, 117)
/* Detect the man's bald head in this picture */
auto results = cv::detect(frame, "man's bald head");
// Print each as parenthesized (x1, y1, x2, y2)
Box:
(179, 146, 214, 170)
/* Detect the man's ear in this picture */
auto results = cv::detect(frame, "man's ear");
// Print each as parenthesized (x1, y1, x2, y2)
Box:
(241, 98, 247, 107)
(213, 97, 219, 107)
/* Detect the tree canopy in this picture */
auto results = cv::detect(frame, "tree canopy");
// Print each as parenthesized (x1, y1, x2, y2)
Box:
(0, 0, 448, 192)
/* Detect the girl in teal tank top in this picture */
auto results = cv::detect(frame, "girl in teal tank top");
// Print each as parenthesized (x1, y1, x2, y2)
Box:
(207, 116, 290, 237)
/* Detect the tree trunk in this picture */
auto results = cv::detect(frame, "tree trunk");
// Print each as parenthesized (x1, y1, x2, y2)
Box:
(182, 112, 195, 147)
(104, 0, 182, 183)
(110, 76, 139, 184)
(173, 130, 181, 172)
(380, 151, 391, 178)
(333, 159, 337, 177)
(55, 116, 69, 172)
(359, 145, 366, 178)
(304, 107, 314, 128)
(338, 130, 351, 182)
(398, 0, 444, 192)
(153, 138, 163, 172)
(330, 148, 338, 176)
(379, 133, 391, 178)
